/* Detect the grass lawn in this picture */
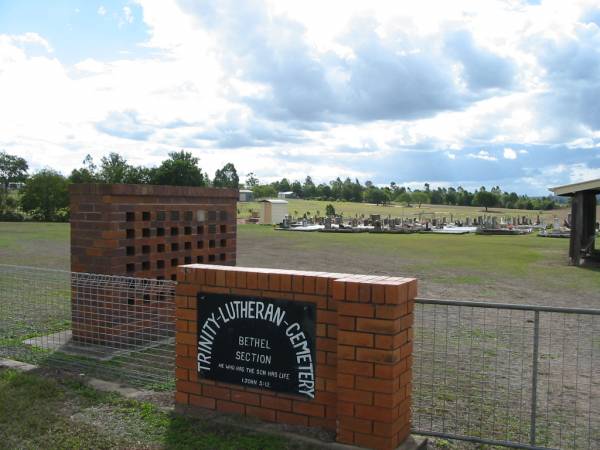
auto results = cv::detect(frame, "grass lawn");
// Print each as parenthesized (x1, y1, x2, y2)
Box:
(0, 368, 302, 450)
(0, 222, 69, 269)
(237, 198, 573, 222)
(1, 220, 599, 306)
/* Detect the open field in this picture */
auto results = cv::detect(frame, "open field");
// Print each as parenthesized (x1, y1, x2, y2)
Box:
(1, 221, 599, 307)
(238, 199, 575, 222)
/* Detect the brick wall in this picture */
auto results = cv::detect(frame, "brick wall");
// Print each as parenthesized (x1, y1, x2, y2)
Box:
(70, 183, 238, 280)
(69, 183, 237, 346)
(175, 265, 416, 450)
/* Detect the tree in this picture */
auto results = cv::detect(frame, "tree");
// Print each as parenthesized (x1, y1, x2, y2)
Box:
(363, 187, 389, 205)
(325, 203, 336, 216)
(291, 180, 303, 198)
(245, 172, 259, 188)
(151, 151, 206, 186)
(0, 151, 28, 190)
(252, 184, 277, 199)
(213, 163, 239, 188)
(20, 170, 69, 221)
(302, 176, 316, 198)
(473, 190, 498, 212)
(396, 192, 412, 206)
(69, 154, 100, 183)
(99, 152, 131, 183)
(411, 191, 429, 208)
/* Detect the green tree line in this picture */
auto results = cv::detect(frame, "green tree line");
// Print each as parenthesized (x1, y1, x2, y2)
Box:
(0, 151, 239, 222)
(1, 149, 557, 222)
(248, 175, 558, 211)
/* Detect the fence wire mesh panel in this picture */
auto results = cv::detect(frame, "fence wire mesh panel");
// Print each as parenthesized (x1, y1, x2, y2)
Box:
(413, 298, 600, 450)
(0, 264, 176, 388)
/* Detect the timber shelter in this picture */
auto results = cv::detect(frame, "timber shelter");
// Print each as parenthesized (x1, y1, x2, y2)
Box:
(550, 179, 600, 266)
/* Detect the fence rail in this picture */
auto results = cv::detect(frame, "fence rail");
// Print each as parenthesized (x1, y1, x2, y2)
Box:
(1, 264, 599, 448)
(413, 297, 600, 449)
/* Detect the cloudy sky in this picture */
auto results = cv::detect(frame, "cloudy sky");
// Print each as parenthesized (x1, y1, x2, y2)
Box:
(1, 0, 600, 194)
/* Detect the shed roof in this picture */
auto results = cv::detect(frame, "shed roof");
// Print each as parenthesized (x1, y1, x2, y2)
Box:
(260, 199, 289, 204)
(549, 178, 600, 196)
(239, 189, 253, 193)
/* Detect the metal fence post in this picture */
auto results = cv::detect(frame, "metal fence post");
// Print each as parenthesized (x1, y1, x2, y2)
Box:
(530, 310, 540, 446)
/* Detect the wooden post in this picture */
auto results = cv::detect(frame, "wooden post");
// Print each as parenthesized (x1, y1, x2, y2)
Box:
(569, 192, 584, 265)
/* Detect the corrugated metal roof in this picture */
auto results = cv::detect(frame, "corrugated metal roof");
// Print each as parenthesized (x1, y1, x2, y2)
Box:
(549, 179, 600, 196)
(260, 199, 289, 204)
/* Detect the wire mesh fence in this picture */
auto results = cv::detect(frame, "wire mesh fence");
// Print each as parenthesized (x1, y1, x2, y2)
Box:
(2, 264, 600, 448)
(413, 298, 600, 449)
(0, 264, 176, 388)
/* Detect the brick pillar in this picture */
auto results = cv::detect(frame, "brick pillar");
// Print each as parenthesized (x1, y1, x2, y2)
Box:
(334, 275, 416, 450)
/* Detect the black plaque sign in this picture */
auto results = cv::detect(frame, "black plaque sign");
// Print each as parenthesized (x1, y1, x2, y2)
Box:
(196, 293, 316, 399)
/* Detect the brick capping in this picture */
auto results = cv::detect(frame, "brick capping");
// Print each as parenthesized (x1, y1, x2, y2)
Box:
(69, 183, 239, 198)
(175, 264, 416, 450)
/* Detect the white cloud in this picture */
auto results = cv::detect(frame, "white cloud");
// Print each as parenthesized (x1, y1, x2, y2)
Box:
(119, 6, 133, 28)
(467, 150, 497, 161)
(2, 0, 600, 194)
(503, 147, 517, 159)
(4, 32, 53, 53)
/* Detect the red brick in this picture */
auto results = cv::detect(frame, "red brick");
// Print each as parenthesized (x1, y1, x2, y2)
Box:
(337, 373, 355, 388)
(231, 390, 260, 406)
(261, 395, 292, 412)
(337, 388, 373, 405)
(338, 303, 375, 318)
(176, 308, 196, 320)
(345, 281, 359, 301)
(338, 360, 373, 376)
(203, 385, 231, 400)
(337, 400, 354, 416)
(176, 380, 202, 395)
(338, 344, 355, 360)
(332, 280, 345, 300)
(246, 405, 276, 422)
(175, 367, 189, 381)
(293, 401, 325, 417)
(355, 376, 396, 394)
(189, 394, 216, 409)
(176, 319, 188, 332)
(176, 332, 196, 345)
(375, 304, 407, 319)
(175, 391, 189, 405)
(336, 428, 354, 445)
(175, 343, 189, 356)
(339, 416, 373, 434)
(355, 404, 396, 423)
(356, 347, 401, 364)
(216, 400, 245, 415)
(338, 330, 373, 347)
(246, 272, 258, 289)
(176, 356, 196, 370)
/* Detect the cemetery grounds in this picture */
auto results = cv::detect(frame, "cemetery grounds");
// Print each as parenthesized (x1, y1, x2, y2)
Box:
(1, 211, 600, 448)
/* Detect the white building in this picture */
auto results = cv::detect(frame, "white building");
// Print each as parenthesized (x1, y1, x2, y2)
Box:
(260, 199, 288, 225)
(277, 191, 296, 199)
(239, 189, 253, 202)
